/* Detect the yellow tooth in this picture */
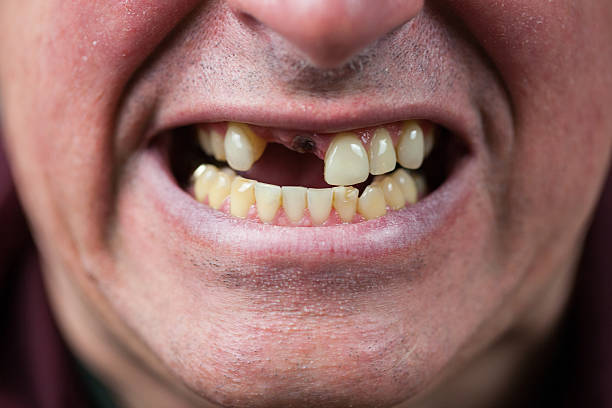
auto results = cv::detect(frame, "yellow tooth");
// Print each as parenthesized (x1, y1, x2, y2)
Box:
(254, 182, 282, 223)
(332, 186, 358, 223)
(413, 173, 428, 198)
(210, 129, 226, 162)
(307, 188, 333, 226)
(194, 165, 219, 203)
(397, 121, 424, 169)
(424, 126, 435, 158)
(282, 186, 307, 223)
(197, 128, 214, 156)
(391, 168, 418, 205)
(358, 185, 387, 220)
(230, 177, 256, 218)
(224, 122, 267, 171)
(369, 128, 397, 175)
(379, 176, 406, 210)
(324, 132, 369, 186)
(220, 167, 236, 178)
(208, 172, 233, 209)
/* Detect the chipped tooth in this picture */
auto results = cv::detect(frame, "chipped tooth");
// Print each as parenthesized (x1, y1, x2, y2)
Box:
(197, 128, 214, 156)
(282, 186, 307, 223)
(332, 186, 358, 223)
(255, 183, 282, 223)
(324, 132, 369, 186)
(397, 121, 424, 169)
(208, 172, 232, 210)
(224, 122, 267, 171)
(369, 128, 397, 175)
(230, 177, 256, 218)
(307, 188, 333, 226)
(379, 176, 406, 210)
(194, 165, 219, 203)
(358, 185, 387, 220)
(209, 129, 227, 162)
(424, 126, 435, 158)
(391, 168, 418, 205)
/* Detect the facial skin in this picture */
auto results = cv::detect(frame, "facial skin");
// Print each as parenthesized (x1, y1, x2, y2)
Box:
(1, 1, 612, 407)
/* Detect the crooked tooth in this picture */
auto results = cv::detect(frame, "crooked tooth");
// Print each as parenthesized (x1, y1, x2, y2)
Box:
(307, 188, 333, 226)
(208, 172, 234, 209)
(194, 165, 219, 203)
(391, 168, 418, 205)
(379, 176, 406, 210)
(332, 186, 358, 223)
(224, 122, 267, 171)
(397, 121, 424, 169)
(255, 182, 282, 223)
(210, 129, 226, 162)
(324, 132, 369, 186)
(282, 186, 307, 223)
(358, 185, 387, 220)
(369, 128, 397, 175)
(230, 177, 256, 218)
(197, 128, 214, 156)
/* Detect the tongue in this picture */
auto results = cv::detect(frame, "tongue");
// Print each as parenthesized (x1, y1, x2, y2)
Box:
(239, 143, 330, 188)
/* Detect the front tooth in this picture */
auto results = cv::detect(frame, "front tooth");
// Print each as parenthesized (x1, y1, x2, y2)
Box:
(255, 182, 282, 223)
(282, 186, 307, 223)
(194, 165, 219, 203)
(197, 128, 214, 156)
(208, 172, 234, 209)
(224, 122, 267, 171)
(391, 168, 418, 204)
(379, 176, 406, 210)
(358, 185, 387, 220)
(210, 129, 227, 162)
(307, 188, 333, 226)
(397, 121, 424, 169)
(369, 128, 397, 175)
(324, 133, 369, 186)
(332, 186, 358, 223)
(230, 177, 256, 218)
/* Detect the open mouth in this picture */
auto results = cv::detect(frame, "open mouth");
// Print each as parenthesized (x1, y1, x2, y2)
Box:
(166, 120, 466, 227)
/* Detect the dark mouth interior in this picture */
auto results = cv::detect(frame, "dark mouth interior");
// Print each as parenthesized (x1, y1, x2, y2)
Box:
(167, 125, 466, 197)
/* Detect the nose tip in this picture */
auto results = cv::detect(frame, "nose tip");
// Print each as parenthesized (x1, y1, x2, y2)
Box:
(228, 0, 424, 68)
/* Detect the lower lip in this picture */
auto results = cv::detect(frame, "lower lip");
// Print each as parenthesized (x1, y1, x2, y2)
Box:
(126, 140, 476, 289)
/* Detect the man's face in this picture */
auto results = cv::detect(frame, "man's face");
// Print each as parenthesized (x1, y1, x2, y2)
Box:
(1, 1, 611, 407)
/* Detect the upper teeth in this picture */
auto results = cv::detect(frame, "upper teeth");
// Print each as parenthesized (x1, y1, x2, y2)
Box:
(323, 132, 370, 186)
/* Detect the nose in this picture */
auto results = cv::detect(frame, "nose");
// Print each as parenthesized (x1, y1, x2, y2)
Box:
(227, 0, 424, 68)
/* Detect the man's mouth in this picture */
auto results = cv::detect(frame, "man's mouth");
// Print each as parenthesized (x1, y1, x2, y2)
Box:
(167, 120, 465, 226)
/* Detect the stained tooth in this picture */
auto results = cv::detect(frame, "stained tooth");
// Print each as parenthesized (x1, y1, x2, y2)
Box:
(324, 133, 369, 186)
(358, 185, 387, 220)
(307, 188, 333, 226)
(197, 128, 214, 156)
(282, 186, 307, 223)
(208, 172, 233, 210)
(369, 128, 397, 175)
(424, 126, 435, 158)
(397, 121, 424, 169)
(194, 165, 219, 203)
(379, 176, 406, 210)
(210, 129, 227, 162)
(230, 177, 256, 218)
(224, 122, 267, 171)
(391, 168, 418, 205)
(255, 183, 282, 223)
(332, 186, 358, 223)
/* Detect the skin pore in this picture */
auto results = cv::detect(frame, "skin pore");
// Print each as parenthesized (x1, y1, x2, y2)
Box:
(1, 1, 612, 407)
